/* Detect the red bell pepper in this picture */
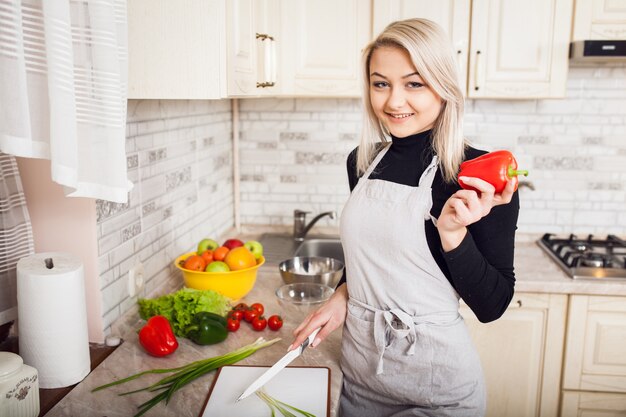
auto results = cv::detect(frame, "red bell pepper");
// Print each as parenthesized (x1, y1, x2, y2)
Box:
(138, 315, 178, 357)
(458, 150, 528, 193)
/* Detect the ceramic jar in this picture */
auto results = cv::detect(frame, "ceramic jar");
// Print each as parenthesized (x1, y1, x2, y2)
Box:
(0, 352, 39, 417)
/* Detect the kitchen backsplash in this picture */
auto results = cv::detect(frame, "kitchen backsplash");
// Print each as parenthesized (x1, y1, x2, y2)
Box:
(96, 65, 625, 335)
(239, 65, 626, 235)
(97, 100, 234, 332)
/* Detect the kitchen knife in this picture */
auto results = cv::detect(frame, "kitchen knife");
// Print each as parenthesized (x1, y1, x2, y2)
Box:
(235, 327, 321, 402)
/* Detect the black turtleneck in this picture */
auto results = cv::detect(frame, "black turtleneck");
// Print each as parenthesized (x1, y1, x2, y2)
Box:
(339, 130, 520, 323)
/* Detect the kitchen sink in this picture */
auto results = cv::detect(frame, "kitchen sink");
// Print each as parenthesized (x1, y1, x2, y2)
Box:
(294, 238, 345, 264)
(259, 234, 344, 265)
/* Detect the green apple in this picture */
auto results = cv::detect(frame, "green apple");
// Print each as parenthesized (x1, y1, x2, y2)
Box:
(205, 261, 230, 272)
(197, 238, 219, 255)
(244, 240, 263, 260)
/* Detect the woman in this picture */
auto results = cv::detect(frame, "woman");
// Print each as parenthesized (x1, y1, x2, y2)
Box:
(290, 18, 519, 416)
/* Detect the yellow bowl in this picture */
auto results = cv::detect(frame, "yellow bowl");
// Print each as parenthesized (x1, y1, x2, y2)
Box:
(174, 252, 265, 300)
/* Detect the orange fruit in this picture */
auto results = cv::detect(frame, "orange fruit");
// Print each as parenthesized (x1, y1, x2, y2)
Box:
(213, 246, 230, 262)
(200, 249, 214, 264)
(184, 255, 206, 271)
(224, 247, 257, 271)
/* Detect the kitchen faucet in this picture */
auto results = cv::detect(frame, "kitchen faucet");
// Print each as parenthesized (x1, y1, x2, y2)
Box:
(293, 209, 336, 241)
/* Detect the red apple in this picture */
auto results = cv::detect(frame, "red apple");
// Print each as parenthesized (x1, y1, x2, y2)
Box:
(223, 239, 244, 250)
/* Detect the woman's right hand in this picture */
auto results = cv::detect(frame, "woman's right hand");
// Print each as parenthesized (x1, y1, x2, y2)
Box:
(288, 283, 348, 351)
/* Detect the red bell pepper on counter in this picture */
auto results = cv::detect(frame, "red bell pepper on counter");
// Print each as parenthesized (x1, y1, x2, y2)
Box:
(458, 150, 528, 193)
(138, 315, 178, 357)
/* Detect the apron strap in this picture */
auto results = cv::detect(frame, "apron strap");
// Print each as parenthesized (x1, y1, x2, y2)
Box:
(353, 144, 391, 193)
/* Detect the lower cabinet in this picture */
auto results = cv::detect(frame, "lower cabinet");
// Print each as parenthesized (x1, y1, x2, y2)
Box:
(560, 391, 626, 417)
(460, 293, 568, 417)
(561, 295, 626, 416)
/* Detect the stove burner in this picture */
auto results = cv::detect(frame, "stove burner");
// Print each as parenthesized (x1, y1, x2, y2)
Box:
(538, 233, 626, 280)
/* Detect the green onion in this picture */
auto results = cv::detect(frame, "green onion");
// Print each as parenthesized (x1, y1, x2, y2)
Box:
(92, 337, 280, 417)
(256, 389, 316, 417)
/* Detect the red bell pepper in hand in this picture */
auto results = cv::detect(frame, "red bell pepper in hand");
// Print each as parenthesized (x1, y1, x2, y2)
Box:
(458, 150, 528, 193)
(138, 315, 178, 357)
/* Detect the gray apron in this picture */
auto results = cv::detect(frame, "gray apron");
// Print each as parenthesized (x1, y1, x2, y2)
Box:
(338, 145, 486, 417)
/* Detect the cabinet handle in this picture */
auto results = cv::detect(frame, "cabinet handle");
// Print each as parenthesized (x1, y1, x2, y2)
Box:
(270, 37, 277, 85)
(474, 50, 481, 91)
(256, 33, 276, 88)
(255, 33, 274, 41)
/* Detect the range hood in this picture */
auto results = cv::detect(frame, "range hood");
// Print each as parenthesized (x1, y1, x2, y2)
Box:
(570, 40, 626, 62)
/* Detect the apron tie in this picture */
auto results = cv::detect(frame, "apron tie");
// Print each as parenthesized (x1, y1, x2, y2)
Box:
(373, 308, 418, 374)
(350, 298, 419, 375)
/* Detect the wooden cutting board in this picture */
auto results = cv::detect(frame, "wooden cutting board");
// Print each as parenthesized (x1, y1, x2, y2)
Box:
(200, 365, 330, 417)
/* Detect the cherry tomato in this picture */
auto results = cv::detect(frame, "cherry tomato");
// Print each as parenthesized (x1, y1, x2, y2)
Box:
(233, 303, 248, 311)
(244, 309, 258, 323)
(250, 303, 264, 316)
(251, 316, 267, 331)
(226, 318, 240, 332)
(229, 309, 244, 321)
(267, 315, 283, 331)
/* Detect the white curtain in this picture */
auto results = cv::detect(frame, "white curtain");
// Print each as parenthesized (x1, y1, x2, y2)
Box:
(0, 0, 131, 203)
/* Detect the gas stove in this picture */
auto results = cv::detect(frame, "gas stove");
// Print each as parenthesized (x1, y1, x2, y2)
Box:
(537, 233, 626, 280)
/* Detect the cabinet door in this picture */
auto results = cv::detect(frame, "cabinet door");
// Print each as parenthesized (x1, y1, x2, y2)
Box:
(563, 295, 626, 393)
(572, 0, 626, 41)
(468, 0, 573, 99)
(372, 0, 471, 94)
(561, 391, 626, 417)
(460, 293, 567, 417)
(127, 0, 226, 99)
(279, 0, 371, 97)
(226, 0, 258, 96)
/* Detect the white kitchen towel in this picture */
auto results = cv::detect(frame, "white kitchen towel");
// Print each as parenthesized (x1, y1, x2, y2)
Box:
(17, 252, 90, 388)
(0, 153, 35, 327)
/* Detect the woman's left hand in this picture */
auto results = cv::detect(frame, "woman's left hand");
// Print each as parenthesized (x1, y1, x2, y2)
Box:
(436, 176, 515, 251)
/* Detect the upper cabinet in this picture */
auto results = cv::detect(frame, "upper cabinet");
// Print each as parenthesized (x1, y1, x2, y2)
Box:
(373, 0, 574, 99)
(469, 0, 573, 99)
(128, 0, 278, 99)
(227, 0, 280, 96)
(279, 0, 371, 97)
(127, 0, 227, 99)
(572, 0, 626, 40)
(372, 0, 471, 94)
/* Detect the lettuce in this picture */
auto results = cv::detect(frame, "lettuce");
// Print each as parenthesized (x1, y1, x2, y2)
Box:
(138, 288, 231, 336)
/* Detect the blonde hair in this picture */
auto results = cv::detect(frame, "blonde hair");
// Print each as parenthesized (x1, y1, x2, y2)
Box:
(357, 18, 466, 183)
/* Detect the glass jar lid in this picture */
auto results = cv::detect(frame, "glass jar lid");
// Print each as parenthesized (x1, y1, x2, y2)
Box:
(0, 352, 23, 378)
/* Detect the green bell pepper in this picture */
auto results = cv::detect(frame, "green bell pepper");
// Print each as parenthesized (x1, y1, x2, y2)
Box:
(185, 311, 228, 345)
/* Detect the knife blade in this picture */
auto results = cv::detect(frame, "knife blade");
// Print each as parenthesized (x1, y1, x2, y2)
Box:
(235, 327, 321, 402)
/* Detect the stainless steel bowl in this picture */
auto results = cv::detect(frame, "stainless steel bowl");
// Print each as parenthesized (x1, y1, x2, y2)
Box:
(278, 256, 344, 288)
(275, 283, 335, 305)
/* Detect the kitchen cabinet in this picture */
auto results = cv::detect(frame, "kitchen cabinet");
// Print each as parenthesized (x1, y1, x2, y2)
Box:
(227, 0, 279, 96)
(572, 0, 626, 41)
(563, 295, 626, 393)
(278, 0, 371, 97)
(460, 293, 568, 417)
(127, 0, 227, 99)
(372, 0, 471, 94)
(468, 0, 573, 99)
(127, 0, 278, 99)
(373, 0, 573, 99)
(561, 391, 626, 416)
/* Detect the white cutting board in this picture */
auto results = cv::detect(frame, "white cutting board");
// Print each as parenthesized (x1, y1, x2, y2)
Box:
(201, 365, 330, 417)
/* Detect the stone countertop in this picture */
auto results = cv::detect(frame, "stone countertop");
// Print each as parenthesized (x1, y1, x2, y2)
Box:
(514, 239, 626, 296)
(45, 230, 626, 417)
(45, 261, 343, 417)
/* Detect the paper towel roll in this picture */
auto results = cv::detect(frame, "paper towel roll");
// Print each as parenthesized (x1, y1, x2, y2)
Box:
(17, 253, 90, 389)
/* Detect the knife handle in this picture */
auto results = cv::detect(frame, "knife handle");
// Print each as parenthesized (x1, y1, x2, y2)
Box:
(301, 327, 321, 352)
